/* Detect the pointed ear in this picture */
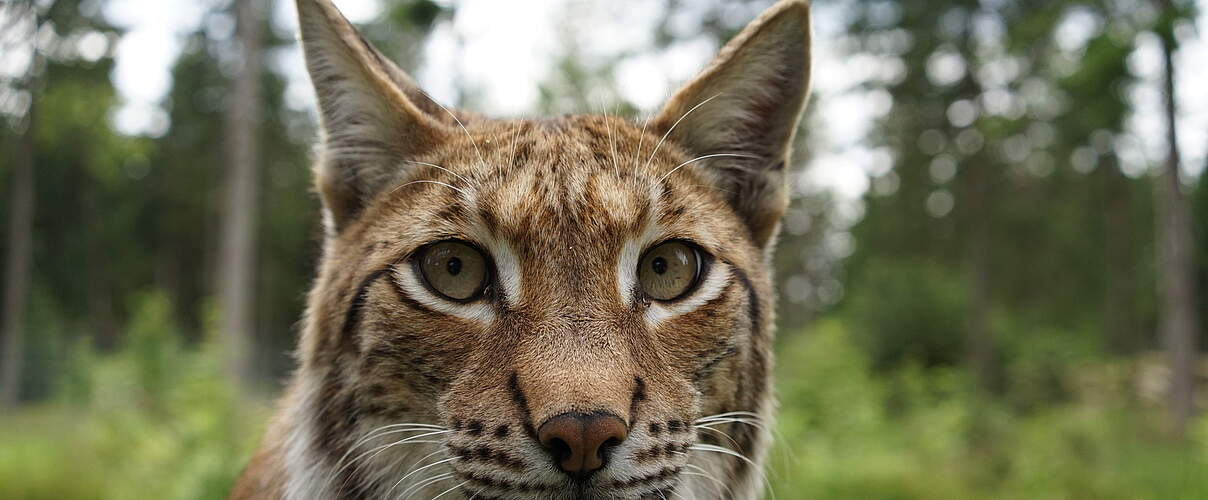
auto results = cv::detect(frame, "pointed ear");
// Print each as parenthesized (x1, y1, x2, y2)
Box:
(295, 0, 450, 230)
(652, 0, 811, 248)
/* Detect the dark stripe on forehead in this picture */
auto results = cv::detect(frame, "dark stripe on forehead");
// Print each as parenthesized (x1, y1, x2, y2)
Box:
(478, 206, 500, 235)
(433, 201, 467, 224)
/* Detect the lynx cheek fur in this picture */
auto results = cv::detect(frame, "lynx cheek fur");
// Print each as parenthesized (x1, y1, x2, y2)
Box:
(229, 1, 810, 499)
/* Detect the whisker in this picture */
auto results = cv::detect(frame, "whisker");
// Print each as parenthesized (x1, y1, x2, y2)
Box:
(634, 115, 651, 171)
(697, 411, 762, 421)
(507, 121, 521, 176)
(333, 442, 447, 495)
(405, 160, 471, 185)
(680, 468, 731, 499)
(694, 419, 767, 432)
(695, 415, 764, 425)
(389, 179, 469, 198)
(597, 98, 619, 177)
(415, 89, 487, 169)
(694, 416, 763, 425)
(673, 487, 697, 500)
(336, 430, 452, 485)
(608, 103, 620, 176)
(428, 480, 469, 500)
(694, 425, 743, 450)
(657, 153, 760, 184)
(397, 471, 456, 500)
(690, 443, 776, 500)
(349, 424, 448, 453)
(644, 92, 723, 172)
(689, 444, 758, 468)
(383, 451, 457, 498)
(327, 425, 448, 491)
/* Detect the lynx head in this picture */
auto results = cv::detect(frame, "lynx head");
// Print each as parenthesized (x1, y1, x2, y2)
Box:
(288, 0, 811, 498)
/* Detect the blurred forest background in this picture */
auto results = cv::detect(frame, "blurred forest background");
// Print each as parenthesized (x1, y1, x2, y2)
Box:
(2, 0, 1208, 498)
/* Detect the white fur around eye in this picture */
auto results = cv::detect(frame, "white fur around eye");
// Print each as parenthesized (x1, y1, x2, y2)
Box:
(392, 265, 496, 323)
(644, 261, 732, 326)
(483, 240, 522, 306)
(616, 223, 665, 307)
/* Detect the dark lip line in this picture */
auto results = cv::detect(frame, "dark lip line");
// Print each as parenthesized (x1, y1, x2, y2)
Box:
(453, 456, 685, 494)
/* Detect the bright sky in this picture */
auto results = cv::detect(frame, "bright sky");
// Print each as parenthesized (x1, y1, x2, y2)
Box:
(101, 0, 1208, 202)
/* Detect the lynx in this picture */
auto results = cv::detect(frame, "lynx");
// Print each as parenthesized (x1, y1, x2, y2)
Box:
(230, 0, 811, 498)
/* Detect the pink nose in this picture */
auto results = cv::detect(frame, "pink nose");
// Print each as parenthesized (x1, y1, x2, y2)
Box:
(537, 412, 629, 477)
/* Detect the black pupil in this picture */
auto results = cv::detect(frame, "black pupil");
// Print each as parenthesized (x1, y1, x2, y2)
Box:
(651, 256, 668, 275)
(446, 256, 463, 276)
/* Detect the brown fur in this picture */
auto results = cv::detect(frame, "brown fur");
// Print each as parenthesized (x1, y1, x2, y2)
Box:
(232, 1, 811, 499)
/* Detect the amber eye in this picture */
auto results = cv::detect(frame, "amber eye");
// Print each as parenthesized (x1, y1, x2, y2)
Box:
(417, 241, 489, 301)
(638, 241, 703, 301)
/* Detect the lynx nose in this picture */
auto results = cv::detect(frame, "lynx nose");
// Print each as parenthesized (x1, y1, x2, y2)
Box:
(537, 412, 628, 477)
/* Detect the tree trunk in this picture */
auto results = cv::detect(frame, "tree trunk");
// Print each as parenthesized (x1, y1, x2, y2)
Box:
(956, 21, 996, 393)
(217, 0, 264, 393)
(965, 158, 996, 392)
(1155, 6, 1200, 439)
(0, 102, 36, 408)
(1101, 154, 1139, 354)
(83, 189, 119, 350)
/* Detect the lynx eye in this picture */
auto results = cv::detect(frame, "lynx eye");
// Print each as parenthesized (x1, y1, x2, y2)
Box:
(638, 241, 703, 301)
(417, 241, 489, 301)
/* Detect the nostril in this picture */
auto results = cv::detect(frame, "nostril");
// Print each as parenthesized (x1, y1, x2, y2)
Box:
(598, 436, 622, 461)
(547, 437, 572, 462)
(537, 412, 629, 477)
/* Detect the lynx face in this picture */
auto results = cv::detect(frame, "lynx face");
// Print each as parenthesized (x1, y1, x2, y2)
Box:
(231, 2, 811, 499)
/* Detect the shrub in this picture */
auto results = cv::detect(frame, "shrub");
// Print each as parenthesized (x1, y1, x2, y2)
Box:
(0, 291, 266, 500)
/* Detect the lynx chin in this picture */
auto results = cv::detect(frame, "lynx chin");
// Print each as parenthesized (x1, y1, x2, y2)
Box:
(230, 1, 811, 498)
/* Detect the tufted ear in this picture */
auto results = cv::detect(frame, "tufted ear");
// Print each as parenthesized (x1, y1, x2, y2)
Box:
(295, 0, 453, 231)
(652, 0, 812, 248)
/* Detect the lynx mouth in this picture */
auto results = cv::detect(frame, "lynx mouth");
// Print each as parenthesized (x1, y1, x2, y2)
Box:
(453, 468, 682, 500)
(456, 486, 679, 500)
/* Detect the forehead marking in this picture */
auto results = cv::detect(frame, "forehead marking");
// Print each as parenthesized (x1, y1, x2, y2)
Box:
(493, 170, 538, 227)
(591, 173, 641, 223)
(465, 203, 523, 308)
(616, 185, 665, 307)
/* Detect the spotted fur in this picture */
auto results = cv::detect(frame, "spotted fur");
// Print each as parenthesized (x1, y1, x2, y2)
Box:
(229, 1, 811, 499)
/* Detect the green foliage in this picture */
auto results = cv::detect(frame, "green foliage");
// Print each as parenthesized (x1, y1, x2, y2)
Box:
(389, 0, 445, 28)
(6, 318, 1205, 499)
(0, 291, 266, 500)
(843, 258, 969, 369)
(2, 0, 1205, 498)
(768, 320, 1208, 500)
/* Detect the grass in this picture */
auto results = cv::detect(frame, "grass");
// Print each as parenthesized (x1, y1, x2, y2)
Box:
(1, 315, 1205, 499)
(767, 320, 1208, 500)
